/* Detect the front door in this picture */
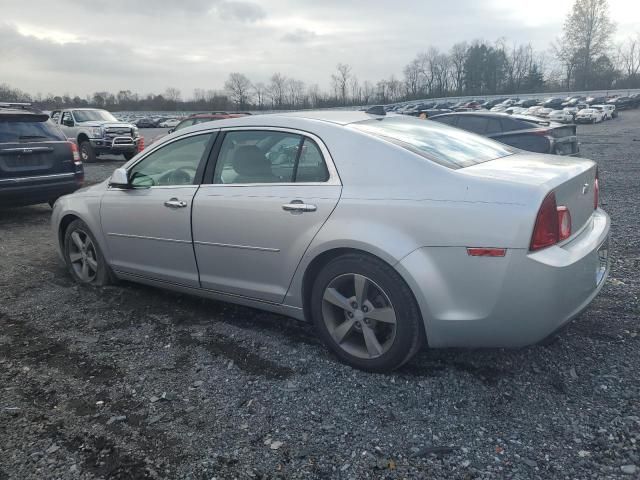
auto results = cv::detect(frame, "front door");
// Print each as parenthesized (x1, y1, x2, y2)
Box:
(192, 129, 341, 303)
(101, 132, 216, 286)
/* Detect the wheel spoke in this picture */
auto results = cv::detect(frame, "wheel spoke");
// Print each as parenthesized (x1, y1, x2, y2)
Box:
(68, 252, 83, 263)
(331, 318, 356, 344)
(353, 274, 368, 306)
(362, 325, 383, 357)
(323, 287, 354, 313)
(81, 260, 89, 279)
(86, 256, 98, 272)
(365, 306, 396, 324)
(71, 231, 84, 250)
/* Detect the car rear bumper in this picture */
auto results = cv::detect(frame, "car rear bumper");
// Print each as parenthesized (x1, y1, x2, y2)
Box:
(397, 209, 610, 348)
(0, 173, 83, 206)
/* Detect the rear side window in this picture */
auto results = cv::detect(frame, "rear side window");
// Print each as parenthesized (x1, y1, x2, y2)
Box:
(213, 130, 329, 184)
(431, 115, 457, 126)
(351, 116, 513, 169)
(0, 118, 66, 143)
(486, 118, 502, 134)
(500, 118, 533, 132)
(456, 116, 488, 134)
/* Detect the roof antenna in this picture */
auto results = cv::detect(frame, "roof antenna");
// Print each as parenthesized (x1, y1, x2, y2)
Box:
(364, 105, 386, 116)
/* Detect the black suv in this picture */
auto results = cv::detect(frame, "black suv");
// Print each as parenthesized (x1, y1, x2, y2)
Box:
(429, 112, 579, 156)
(0, 103, 84, 207)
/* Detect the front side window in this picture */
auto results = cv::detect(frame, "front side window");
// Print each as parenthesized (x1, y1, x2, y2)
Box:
(61, 111, 74, 125)
(129, 133, 214, 187)
(175, 119, 195, 131)
(351, 116, 513, 169)
(213, 130, 329, 184)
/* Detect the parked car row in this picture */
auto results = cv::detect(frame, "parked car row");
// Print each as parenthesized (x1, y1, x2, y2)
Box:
(390, 92, 640, 119)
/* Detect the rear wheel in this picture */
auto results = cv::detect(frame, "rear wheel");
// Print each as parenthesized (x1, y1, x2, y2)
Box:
(79, 141, 96, 163)
(311, 253, 425, 372)
(63, 219, 111, 286)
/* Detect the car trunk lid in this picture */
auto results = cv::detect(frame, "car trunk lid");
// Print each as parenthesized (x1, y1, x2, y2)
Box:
(462, 153, 597, 233)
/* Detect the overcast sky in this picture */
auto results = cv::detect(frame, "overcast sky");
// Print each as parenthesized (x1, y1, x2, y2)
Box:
(1, 0, 638, 97)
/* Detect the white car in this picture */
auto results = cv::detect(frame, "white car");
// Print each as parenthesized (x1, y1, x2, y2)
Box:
(524, 106, 544, 116)
(592, 105, 616, 120)
(535, 108, 554, 119)
(504, 107, 526, 115)
(575, 108, 605, 124)
(549, 110, 575, 123)
(159, 118, 182, 128)
(490, 105, 508, 112)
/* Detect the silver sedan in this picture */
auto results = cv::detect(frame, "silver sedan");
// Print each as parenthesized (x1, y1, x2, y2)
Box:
(51, 111, 610, 371)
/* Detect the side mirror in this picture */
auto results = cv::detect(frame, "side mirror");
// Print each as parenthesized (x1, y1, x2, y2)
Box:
(63, 119, 74, 127)
(109, 168, 130, 189)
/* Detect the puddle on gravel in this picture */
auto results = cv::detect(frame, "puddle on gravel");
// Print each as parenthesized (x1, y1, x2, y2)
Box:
(177, 330, 295, 380)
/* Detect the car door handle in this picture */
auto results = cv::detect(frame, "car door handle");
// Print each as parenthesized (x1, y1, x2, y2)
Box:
(164, 198, 188, 209)
(282, 200, 317, 213)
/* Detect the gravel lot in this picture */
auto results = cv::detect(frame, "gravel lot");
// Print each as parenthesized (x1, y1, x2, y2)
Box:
(1, 116, 639, 480)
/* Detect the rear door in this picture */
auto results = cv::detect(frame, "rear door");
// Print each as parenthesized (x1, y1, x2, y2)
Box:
(0, 113, 75, 184)
(192, 128, 341, 303)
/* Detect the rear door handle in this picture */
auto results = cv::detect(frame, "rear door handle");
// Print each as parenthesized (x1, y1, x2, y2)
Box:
(282, 200, 317, 213)
(164, 198, 188, 209)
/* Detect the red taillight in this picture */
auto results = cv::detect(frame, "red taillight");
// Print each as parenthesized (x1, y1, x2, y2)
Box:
(557, 206, 572, 241)
(594, 172, 599, 210)
(531, 192, 559, 250)
(69, 141, 81, 164)
(530, 192, 574, 250)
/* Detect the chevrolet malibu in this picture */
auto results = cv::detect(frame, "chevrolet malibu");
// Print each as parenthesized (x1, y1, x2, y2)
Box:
(51, 111, 610, 372)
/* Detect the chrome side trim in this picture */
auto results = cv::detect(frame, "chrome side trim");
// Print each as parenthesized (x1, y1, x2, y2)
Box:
(193, 240, 280, 252)
(107, 232, 192, 244)
(0, 172, 75, 184)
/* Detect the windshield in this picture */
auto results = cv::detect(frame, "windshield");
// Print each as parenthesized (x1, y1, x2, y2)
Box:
(72, 109, 118, 122)
(350, 116, 513, 169)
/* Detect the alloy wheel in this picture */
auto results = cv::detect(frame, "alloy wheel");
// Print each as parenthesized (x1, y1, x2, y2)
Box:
(68, 229, 98, 282)
(321, 273, 397, 359)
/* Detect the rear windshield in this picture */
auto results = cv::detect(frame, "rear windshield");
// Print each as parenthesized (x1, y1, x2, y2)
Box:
(350, 116, 513, 169)
(0, 118, 66, 143)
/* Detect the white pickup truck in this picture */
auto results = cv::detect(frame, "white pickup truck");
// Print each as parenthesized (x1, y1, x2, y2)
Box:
(50, 108, 141, 162)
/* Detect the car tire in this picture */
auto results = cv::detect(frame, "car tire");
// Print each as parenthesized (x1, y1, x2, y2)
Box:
(63, 219, 111, 286)
(123, 152, 136, 161)
(310, 253, 425, 372)
(79, 141, 96, 163)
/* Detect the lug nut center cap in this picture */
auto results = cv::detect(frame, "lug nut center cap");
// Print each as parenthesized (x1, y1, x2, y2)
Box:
(353, 310, 365, 322)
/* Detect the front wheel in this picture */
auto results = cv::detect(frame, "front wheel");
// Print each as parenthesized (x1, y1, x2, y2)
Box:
(311, 253, 425, 372)
(63, 219, 111, 286)
(79, 141, 96, 163)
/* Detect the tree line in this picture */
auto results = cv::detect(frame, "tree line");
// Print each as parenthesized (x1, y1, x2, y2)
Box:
(1, 0, 638, 112)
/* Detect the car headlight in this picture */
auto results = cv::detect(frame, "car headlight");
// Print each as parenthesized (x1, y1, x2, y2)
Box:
(132, 126, 139, 137)
(90, 127, 103, 138)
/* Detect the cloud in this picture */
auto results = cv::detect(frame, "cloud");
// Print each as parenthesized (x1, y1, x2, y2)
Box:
(281, 29, 318, 43)
(216, 1, 266, 23)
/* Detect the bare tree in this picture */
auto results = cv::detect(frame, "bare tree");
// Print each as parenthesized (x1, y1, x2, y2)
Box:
(224, 73, 252, 108)
(331, 63, 352, 105)
(164, 87, 181, 103)
(403, 58, 422, 98)
(361, 81, 374, 105)
(618, 34, 640, 85)
(287, 78, 306, 107)
(269, 73, 287, 108)
(307, 84, 321, 108)
(253, 82, 267, 109)
(559, 0, 616, 89)
(449, 42, 468, 94)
